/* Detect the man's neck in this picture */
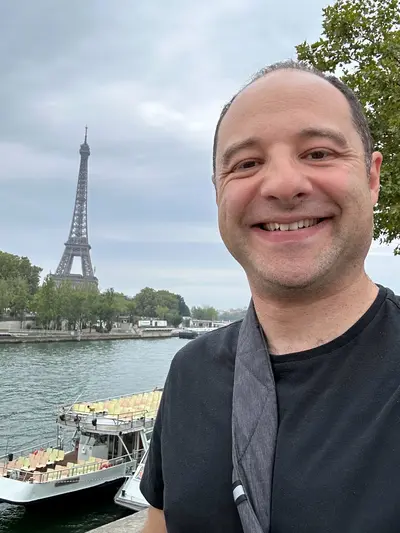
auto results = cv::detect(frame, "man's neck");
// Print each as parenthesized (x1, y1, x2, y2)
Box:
(252, 274, 379, 355)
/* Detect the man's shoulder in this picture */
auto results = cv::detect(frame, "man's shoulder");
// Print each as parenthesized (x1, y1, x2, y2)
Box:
(170, 320, 243, 372)
(385, 286, 400, 310)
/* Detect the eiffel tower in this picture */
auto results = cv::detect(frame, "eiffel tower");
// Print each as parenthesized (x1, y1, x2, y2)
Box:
(52, 127, 98, 287)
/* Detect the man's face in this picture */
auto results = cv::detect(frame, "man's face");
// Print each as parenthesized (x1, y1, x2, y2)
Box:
(214, 70, 382, 294)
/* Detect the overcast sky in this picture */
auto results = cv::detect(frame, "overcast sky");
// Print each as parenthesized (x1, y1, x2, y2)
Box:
(1, 1, 398, 310)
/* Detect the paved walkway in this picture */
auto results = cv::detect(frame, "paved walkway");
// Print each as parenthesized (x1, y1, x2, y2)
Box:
(90, 510, 148, 532)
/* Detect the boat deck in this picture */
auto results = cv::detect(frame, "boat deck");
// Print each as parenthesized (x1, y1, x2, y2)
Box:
(59, 389, 162, 433)
(0, 447, 134, 484)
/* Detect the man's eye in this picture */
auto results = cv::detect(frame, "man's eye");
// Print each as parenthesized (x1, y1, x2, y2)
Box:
(234, 160, 260, 170)
(305, 150, 331, 160)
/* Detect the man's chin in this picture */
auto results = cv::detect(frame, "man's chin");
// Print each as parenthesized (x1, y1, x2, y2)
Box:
(248, 267, 325, 295)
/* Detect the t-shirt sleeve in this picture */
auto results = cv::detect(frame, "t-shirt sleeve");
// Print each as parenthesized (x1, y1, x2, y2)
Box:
(140, 386, 165, 509)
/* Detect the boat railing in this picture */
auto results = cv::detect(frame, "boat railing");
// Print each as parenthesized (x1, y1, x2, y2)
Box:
(1, 450, 144, 485)
(0, 437, 59, 463)
(60, 407, 158, 434)
(83, 414, 156, 434)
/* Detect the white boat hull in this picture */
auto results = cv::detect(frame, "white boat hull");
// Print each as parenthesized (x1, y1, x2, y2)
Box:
(114, 449, 149, 512)
(0, 461, 132, 505)
(115, 475, 149, 512)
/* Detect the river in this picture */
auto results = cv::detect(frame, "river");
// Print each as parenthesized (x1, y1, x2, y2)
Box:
(0, 337, 189, 533)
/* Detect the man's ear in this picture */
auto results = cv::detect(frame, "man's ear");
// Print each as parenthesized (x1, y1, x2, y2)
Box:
(369, 151, 383, 206)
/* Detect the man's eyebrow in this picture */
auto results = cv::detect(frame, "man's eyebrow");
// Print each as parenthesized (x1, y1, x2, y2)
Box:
(297, 127, 349, 149)
(219, 137, 262, 169)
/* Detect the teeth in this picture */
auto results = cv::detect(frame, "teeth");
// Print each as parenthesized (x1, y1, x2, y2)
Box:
(262, 218, 320, 231)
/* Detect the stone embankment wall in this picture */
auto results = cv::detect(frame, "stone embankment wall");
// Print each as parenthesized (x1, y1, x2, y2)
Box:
(0, 329, 173, 344)
(90, 510, 148, 532)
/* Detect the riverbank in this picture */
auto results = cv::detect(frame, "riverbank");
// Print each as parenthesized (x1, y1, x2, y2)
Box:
(0, 329, 174, 344)
(89, 511, 147, 532)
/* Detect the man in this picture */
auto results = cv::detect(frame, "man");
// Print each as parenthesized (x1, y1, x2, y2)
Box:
(140, 59, 400, 532)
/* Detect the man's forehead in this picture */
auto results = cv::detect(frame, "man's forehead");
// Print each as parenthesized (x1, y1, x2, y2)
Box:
(236, 69, 344, 107)
(219, 70, 352, 135)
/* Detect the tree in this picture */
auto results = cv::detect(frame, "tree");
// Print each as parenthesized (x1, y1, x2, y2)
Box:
(126, 299, 137, 324)
(0, 279, 11, 317)
(31, 275, 58, 328)
(167, 313, 183, 328)
(99, 288, 118, 332)
(156, 290, 180, 315)
(8, 277, 30, 321)
(133, 287, 159, 318)
(57, 281, 89, 330)
(0, 251, 42, 294)
(156, 305, 169, 320)
(191, 305, 219, 321)
(113, 292, 129, 320)
(177, 294, 191, 316)
(82, 284, 101, 332)
(17, 256, 42, 295)
(296, 0, 400, 251)
(132, 287, 188, 323)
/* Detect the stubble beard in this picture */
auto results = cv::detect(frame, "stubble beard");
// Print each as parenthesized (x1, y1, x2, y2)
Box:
(240, 232, 368, 301)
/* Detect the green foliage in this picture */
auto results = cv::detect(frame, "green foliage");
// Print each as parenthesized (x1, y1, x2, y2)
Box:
(168, 313, 183, 328)
(0, 279, 11, 317)
(191, 305, 219, 321)
(126, 299, 137, 322)
(133, 287, 159, 318)
(98, 288, 119, 332)
(155, 305, 169, 320)
(8, 277, 30, 319)
(296, 0, 400, 251)
(0, 251, 42, 294)
(176, 294, 191, 317)
(31, 276, 58, 328)
(132, 287, 190, 325)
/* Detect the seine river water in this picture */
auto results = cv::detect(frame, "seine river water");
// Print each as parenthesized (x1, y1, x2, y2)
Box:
(0, 337, 189, 533)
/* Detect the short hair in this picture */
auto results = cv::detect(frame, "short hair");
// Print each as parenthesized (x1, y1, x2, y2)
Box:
(212, 60, 374, 181)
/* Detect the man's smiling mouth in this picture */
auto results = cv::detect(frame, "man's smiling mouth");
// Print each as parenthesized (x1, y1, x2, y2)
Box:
(255, 218, 329, 232)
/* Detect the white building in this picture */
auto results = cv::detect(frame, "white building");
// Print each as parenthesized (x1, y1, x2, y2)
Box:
(138, 318, 168, 328)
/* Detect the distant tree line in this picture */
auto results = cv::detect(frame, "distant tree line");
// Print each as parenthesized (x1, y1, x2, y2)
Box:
(0, 250, 229, 330)
(25, 279, 189, 331)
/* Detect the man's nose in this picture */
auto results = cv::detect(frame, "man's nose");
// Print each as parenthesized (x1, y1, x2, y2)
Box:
(258, 153, 313, 207)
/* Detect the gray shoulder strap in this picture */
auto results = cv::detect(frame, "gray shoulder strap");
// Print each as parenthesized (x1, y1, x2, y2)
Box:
(232, 302, 278, 533)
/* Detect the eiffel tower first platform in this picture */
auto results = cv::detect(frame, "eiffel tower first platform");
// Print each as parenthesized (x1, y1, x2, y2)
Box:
(52, 128, 98, 287)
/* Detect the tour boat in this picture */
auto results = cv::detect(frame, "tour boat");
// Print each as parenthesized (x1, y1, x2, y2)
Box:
(114, 448, 150, 511)
(0, 388, 162, 505)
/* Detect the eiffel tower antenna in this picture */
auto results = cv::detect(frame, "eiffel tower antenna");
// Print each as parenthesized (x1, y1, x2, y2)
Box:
(52, 127, 98, 287)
